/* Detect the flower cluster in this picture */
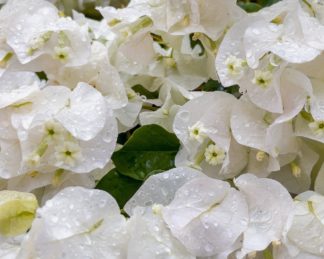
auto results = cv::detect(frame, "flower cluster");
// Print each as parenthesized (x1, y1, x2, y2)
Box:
(1, 0, 324, 258)
(2, 169, 324, 258)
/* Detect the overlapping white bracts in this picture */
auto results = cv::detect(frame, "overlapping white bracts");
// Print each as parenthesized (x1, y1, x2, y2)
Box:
(1, 0, 324, 258)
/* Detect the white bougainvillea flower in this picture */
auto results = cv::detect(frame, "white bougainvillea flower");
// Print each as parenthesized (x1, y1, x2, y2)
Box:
(19, 187, 128, 259)
(2, 0, 90, 67)
(98, 4, 148, 29)
(215, 16, 252, 87)
(270, 141, 319, 195)
(124, 167, 202, 215)
(175, 136, 248, 180)
(0, 190, 38, 237)
(125, 167, 248, 257)
(140, 82, 187, 132)
(7, 83, 117, 176)
(295, 113, 324, 144)
(242, 0, 321, 67)
(275, 69, 313, 123)
(126, 207, 195, 259)
(279, 191, 324, 258)
(163, 177, 248, 257)
(125, 168, 299, 257)
(235, 174, 294, 258)
(111, 32, 212, 95)
(216, 19, 285, 113)
(230, 98, 296, 174)
(55, 82, 107, 141)
(114, 87, 143, 132)
(173, 91, 248, 178)
(125, 0, 245, 40)
(232, 68, 311, 176)
(216, 1, 318, 113)
(297, 0, 324, 51)
(241, 57, 286, 114)
(54, 41, 128, 110)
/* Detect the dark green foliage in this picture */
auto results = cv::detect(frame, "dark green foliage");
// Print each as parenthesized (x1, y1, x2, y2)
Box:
(132, 85, 159, 99)
(237, 0, 281, 12)
(96, 169, 142, 208)
(112, 124, 180, 180)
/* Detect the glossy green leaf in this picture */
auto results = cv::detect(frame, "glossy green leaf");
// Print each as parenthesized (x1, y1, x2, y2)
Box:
(238, 2, 262, 12)
(96, 169, 142, 208)
(132, 84, 159, 99)
(112, 124, 180, 180)
(36, 71, 48, 81)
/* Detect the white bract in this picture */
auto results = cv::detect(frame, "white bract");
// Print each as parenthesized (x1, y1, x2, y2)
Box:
(18, 187, 128, 258)
(126, 207, 195, 259)
(1, 0, 90, 68)
(173, 92, 248, 179)
(125, 168, 295, 258)
(0, 0, 323, 257)
(0, 82, 117, 179)
(112, 0, 245, 40)
(276, 191, 324, 258)
(235, 174, 294, 258)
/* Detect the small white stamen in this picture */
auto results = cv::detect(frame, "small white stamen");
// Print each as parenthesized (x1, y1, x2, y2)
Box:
(252, 70, 273, 88)
(55, 141, 82, 167)
(188, 121, 207, 143)
(225, 55, 246, 78)
(54, 46, 70, 62)
(204, 143, 226, 166)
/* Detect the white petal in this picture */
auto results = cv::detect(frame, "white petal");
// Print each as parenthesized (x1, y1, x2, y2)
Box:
(163, 177, 248, 256)
(20, 187, 127, 258)
(270, 142, 318, 194)
(124, 167, 203, 216)
(0, 71, 40, 109)
(216, 17, 251, 86)
(55, 82, 106, 141)
(287, 192, 324, 256)
(275, 68, 312, 124)
(174, 92, 236, 151)
(235, 174, 294, 255)
(127, 208, 194, 259)
(231, 98, 267, 151)
(35, 187, 120, 240)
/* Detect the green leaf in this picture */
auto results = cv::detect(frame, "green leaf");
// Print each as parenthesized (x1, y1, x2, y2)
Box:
(96, 169, 142, 208)
(132, 84, 159, 99)
(36, 71, 48, 81)
(201, 79, 241, 98)
(238, 2, 262, 12)
(202, 79, 223, 92)
(263, 246, 273, 259)
(112, 124, 180, 180)
(300, 110, 314, 122)
(189, 33, 205, 56)
(259, 0, 281, 7)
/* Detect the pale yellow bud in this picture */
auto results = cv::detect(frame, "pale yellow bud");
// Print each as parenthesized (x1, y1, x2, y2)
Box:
(0, 191, 38, 236)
